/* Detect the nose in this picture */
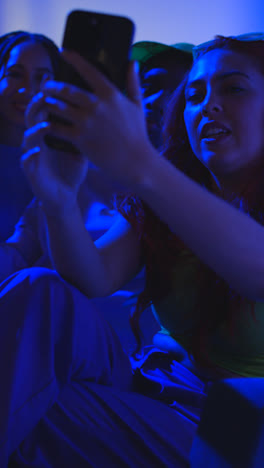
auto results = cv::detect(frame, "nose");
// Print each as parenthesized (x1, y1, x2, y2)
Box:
(201, 90, 222, 116)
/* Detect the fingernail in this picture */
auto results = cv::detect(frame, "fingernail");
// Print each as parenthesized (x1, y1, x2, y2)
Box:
(45, 96, 57, 105)
(40, 122, 50, 129)
(34, 91, 44, 100)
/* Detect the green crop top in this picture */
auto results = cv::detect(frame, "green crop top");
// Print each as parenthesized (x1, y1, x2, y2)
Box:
(152, 250, 264, 377)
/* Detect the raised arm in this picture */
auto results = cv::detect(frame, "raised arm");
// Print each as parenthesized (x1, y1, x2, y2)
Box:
(33, 52, 264, 301)
(43, 206, 141, 297)
(135, 151, 264, 301)
(22, 107, 142, 297)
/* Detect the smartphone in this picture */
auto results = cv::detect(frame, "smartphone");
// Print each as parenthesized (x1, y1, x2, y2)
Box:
(45, 10, 135, 153)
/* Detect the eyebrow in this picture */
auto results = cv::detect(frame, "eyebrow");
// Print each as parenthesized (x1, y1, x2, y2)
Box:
(185, 71, 250, 92)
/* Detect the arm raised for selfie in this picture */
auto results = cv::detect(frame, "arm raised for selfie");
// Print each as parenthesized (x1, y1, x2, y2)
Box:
(39, 52, 264, 301)
(136, 151, 264, 301)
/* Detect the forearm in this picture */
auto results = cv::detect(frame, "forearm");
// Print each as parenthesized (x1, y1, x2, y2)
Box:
(135, 147, 264, 300)
(43, 203, 114, 297)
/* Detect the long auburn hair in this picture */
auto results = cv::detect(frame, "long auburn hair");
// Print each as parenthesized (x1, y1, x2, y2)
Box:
(117, 36, 264, 365)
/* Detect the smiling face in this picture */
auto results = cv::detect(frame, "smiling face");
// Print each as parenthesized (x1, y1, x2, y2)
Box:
(184, 48, 264, 188)
(0, 40, 54, 146)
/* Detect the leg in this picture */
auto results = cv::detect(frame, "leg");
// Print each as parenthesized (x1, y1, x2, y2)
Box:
(0, 268, 131, 466)
(11, 381, 197, 467)
(10, 349, 207, 467)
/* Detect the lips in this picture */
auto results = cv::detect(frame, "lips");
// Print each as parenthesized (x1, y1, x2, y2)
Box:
(200, 121, 231, 140)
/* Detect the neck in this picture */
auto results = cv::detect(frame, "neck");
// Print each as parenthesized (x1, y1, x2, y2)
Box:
(210, 164, 263, 201)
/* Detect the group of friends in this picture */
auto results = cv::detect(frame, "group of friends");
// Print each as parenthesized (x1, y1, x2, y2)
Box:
(0, 24, 263, 467)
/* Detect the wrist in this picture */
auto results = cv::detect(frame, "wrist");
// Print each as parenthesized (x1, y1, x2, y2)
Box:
(40, 198, 80, 222)
(132, 144, 170, 199)
(128, 141, 162, 193)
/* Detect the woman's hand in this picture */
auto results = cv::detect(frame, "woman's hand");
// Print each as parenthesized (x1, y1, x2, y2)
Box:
(22, 103, 89, 216)
(36, 52, 156, 190)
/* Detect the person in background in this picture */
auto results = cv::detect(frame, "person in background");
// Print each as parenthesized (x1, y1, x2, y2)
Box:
(132, 40, 194, 148)
(0, 31, 119, 282)
(113, 40, 194, 326)
(0, 30, 60, 241)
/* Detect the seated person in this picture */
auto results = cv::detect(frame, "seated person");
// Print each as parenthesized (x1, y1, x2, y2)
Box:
(0, 31, 120, 281)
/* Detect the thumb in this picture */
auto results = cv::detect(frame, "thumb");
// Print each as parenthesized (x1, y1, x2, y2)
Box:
(126, 61, 143, 108)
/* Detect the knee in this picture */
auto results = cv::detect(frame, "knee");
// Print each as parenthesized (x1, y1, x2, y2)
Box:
(0, 267, 78, 326)
(6, 267, 73, 297)
(23, 266, 62, 286)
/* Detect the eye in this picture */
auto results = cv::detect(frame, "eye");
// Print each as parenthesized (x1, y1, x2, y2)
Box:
(142, 82, 162, 96)
(185, 91, 203, 104)
(142, 77, 166, 97)
(143, 89, 164, 102)
(224, 85, 245, 94)
(5, 70, 23, 79)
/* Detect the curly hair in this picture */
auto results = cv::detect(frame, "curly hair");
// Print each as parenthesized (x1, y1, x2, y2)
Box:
(117, 35, 264, 366)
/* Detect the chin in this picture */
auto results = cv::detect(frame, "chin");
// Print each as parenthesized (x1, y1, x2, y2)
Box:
(204, 150, 231, 171)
